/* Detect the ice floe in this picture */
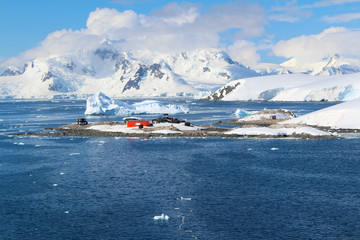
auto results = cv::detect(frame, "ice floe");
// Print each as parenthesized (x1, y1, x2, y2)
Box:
(153, 213, 169, 221)
(85, 92, 189, 116)
(234, 109, 255, 118)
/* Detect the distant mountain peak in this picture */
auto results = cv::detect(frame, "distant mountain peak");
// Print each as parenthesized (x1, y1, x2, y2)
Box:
(316, 54, 360, 76)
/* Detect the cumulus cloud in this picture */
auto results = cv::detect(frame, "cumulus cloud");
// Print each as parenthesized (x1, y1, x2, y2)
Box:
(227, 40, 260, 67)
(2, 29, 103, 67)
(87, 9, 140, 36)
(273, 27, 360, 65)
(1, 1, 266, 68)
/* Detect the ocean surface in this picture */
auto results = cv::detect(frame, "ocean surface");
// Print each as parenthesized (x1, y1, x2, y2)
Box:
(1, 99, 360, 239)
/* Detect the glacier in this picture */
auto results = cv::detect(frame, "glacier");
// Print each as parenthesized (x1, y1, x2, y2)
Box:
(85, 92, 189, 116)
(203, 73, 360, 102)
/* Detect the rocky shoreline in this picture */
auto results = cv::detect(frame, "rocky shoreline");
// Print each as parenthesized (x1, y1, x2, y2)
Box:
(10, 121, 339, 139)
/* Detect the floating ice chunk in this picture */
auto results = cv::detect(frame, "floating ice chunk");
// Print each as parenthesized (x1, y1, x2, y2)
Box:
(84, 92, 131, 115)
(60, 172, 65, 175)
(234, 109, 255, 118)
(180, 197, 191, 201)
(153, 213, 169, 221)
(53, 184, 58, 187)
(64, 211, 70, 214)
(85, 92, 189, 116)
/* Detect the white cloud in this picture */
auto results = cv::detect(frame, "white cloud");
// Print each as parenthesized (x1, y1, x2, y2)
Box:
(273, 27, 360, 65)
(227, 40, 260, 67)
(322, 12, 360, 23)
(268, 0, 360, 23)
(269, 1, 312, 23)
(2, 29, 102, 67)
(1, 2, 266, 68)
(311, 0, 360, 7)
(87, 8, 140, 36)
(151, 2, 199, 25)
(268, 14, 299, 23)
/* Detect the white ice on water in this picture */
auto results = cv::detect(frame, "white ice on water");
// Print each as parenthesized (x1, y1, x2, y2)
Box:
(234, 109, 255, 118)
(153, 213, 169, 221)
(85, 92, 189, 116)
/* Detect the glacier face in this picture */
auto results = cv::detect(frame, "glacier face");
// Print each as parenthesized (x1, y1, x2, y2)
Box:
(0, 47, 258, 99)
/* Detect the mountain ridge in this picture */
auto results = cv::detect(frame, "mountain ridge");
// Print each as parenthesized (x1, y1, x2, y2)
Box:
(0, 47, 259, 99)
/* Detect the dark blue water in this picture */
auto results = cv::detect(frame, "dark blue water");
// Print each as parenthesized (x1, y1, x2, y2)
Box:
(1, 99, 360, 239)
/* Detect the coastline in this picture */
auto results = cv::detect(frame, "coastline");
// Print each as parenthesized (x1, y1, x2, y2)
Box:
(9, 121, 340, 139)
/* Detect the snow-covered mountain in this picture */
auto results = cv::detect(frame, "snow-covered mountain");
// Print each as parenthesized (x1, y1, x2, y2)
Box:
(254, 54, 360, 76)
(202, 72, 360, 101)
(280, 54, 360, 76)
(0, 47, 258, 99)
(158, 49, 258, 89)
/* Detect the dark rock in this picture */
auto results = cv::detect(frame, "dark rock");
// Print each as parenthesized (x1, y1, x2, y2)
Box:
(122, 64, 147, 92)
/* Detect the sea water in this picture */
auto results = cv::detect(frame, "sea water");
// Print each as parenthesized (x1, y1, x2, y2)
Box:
(1, 99, 360, 239)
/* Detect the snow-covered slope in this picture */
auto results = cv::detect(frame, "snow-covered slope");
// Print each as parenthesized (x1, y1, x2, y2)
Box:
(281, 54, 360, 76)
(282, 98, 360, 129)
(203, 73, 360, 101)
(159, 49, 258, 89)
(0, 47, 258, 99)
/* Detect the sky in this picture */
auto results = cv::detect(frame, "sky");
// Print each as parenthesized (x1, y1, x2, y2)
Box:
(1, 0, 360, 70)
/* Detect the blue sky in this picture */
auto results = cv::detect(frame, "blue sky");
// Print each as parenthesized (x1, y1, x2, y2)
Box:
(1, 0, 360, 68)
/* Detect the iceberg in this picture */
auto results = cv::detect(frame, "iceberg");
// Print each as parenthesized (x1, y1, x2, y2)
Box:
(153, 213, 169, 221)
(85, 92, 189, 116)
(234, 109, 254, 118)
